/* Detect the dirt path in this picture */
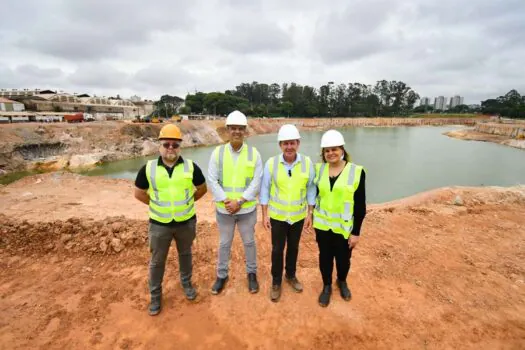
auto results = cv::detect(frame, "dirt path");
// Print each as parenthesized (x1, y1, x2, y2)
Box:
(1, 173, 525, 349)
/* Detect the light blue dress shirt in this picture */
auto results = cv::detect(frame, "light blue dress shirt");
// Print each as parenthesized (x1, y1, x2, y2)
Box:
(260, 153, 316, 208)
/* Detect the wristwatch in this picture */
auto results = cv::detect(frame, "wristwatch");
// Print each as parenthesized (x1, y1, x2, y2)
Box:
(237, 198, 246, 206)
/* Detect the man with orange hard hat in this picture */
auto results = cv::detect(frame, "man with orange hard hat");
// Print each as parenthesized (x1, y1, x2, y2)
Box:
(134, 123, 207, 316)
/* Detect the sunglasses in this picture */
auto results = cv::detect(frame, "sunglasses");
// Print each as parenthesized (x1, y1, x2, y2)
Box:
(162, 142, 181, 149)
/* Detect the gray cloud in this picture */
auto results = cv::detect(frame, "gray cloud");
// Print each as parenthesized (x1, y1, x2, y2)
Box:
(313, 0, 401, 63)
(0, 64, 65, 88)
(15, 65, 64, 79)
(11, 0, 195, 60)
(0, 0, 524, 103)
(133, 66, 195, 89)
(216, 18, 293, 54)
(68, 64, 130, 88)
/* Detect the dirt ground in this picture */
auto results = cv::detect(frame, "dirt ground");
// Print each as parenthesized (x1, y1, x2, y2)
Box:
(1, 173, 525, 349)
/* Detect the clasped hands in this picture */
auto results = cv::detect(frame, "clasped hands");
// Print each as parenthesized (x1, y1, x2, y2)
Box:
(223, 198, 241, 214)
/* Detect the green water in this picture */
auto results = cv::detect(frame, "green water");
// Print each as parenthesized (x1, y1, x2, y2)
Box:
(78, 126, 525, 203)
(3, 126, 525, 203)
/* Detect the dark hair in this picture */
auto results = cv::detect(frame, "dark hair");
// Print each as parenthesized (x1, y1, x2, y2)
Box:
(321, 146, 351, 163)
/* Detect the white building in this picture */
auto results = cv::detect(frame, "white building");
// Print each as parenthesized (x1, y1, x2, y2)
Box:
(434, 96, 447, 111)
(420, 97, 431, 106)
(0, 97, 25, 112)
(449, 95, 465, 109)
(0, 88, 56, 98)
(1, 88, 156, 121)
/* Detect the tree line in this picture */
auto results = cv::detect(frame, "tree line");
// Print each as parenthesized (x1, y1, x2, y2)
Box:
(154, 84, 525, 119)
(480, 89, 525, 118)
(182, 80, 420, 117)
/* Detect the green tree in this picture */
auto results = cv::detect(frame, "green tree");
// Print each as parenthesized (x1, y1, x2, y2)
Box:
(279, 101, 293, 117)
(481, 89, 524, 118)
(269, 83, 281, 106)
(413, 105, 434, 113)
(154, 94, 184, 118)
(184, 79, 422, 118)
(179, 106, 191, 114)
(185, 92, 206, 114)
(203, 92, 249, 115)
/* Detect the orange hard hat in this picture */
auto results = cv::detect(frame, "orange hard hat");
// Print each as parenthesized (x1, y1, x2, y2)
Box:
(159, 124, 182, 140)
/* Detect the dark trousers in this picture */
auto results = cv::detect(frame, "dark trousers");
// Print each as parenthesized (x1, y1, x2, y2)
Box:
(271, 218, 304, 285)
(315, 228, 353, 285)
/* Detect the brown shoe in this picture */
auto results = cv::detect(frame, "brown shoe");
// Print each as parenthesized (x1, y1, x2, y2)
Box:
(270, 284, 281, 302)
(285, 276, 303, 293)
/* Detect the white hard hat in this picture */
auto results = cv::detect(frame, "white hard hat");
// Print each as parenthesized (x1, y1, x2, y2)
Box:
(277, 124, 301, 141)
(225, 110, 247, 126)
(320, 129, 345, 148)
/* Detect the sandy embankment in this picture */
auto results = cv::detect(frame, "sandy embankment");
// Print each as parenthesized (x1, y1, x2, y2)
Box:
(445, 122, 525, 150)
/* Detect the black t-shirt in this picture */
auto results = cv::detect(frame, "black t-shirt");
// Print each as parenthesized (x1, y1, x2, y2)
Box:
(317, 168, 366, 236)
(135, 156, 206, 226)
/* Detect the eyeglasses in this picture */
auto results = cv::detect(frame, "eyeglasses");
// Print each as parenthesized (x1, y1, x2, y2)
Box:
(162, 142, 181, 149)
(228, 126, 246, 132)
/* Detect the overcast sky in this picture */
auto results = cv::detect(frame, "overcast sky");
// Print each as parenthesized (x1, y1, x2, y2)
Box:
(1, 0, 524, 104)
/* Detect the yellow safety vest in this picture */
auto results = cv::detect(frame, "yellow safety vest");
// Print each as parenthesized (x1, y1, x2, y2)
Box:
(146, 158, 195, 223)
(313, 162, 363, 239)
(268, 154, 311, 224)
(215, 143, 257, 210)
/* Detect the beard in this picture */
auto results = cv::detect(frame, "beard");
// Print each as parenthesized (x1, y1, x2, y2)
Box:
(164, 153, 177, 161)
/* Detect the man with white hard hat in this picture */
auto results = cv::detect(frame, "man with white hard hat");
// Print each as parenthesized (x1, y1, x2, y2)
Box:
(260, 124, 316, 302)
(207, 110, 263, 295)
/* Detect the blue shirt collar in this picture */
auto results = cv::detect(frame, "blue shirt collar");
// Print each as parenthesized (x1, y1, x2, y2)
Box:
(279, 153, 302, 166)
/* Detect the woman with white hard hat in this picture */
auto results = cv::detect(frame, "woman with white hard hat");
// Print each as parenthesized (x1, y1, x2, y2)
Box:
(311, 129, 367, 307)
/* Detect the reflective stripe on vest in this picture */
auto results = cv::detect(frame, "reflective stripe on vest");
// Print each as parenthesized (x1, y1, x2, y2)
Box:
(313, 162, 362, 239)
(216, 144, 257, 209)
(268, 154, 310, 224)
(146, 158, 195, 222)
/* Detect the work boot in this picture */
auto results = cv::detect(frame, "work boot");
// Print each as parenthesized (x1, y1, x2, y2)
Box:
(270, 284, 281, 302)
(248, 273, 259, 293)
(318, 285, 332, 307)
(182, 282, 197, 301)
(337, 280, 352, 301)
(285, 275, 303, 293)
(149, 296, 161, 316)
(211, 277, 228, 295)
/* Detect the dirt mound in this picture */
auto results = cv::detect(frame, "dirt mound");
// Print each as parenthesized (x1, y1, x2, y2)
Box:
(120, 124, 160, 139)
(0, 215, 219, 257)
(0, 215, 146, 256)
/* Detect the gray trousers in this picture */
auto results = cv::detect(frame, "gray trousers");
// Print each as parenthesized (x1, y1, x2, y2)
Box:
(148, 218, 196, 300)
(216, 210, 257, 279)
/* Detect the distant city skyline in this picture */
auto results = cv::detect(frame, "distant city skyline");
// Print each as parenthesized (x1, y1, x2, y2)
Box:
(419, 95, 466, 110)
